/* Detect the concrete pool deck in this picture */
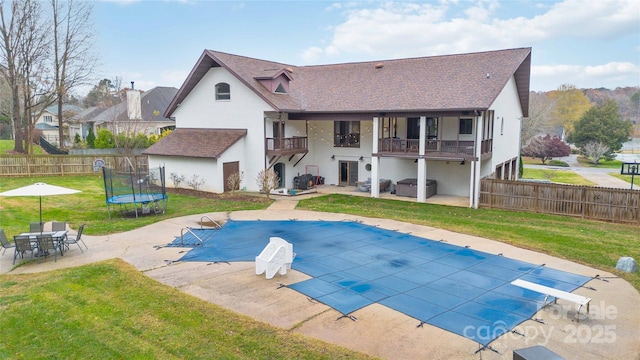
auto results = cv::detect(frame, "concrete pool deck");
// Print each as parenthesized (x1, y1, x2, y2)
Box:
(1, 207, 638, 360)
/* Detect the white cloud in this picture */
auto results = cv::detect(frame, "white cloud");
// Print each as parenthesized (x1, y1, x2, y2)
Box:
(300, 0, 639, 59)
(532, 61, 640, 91)
(299, 0, 639, 90)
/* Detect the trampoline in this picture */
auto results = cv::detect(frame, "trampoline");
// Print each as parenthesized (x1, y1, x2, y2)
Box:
(176, 220, 593, 348)
(103, 166, 168, 218)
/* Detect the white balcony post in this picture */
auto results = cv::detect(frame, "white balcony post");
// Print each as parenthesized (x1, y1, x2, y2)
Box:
(371, 117, 380, 197)
(416, 116, 427, 202)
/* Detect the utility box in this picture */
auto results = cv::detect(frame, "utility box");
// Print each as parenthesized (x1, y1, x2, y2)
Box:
(396, 178, 437, 198)
(513, 345, 564, 360)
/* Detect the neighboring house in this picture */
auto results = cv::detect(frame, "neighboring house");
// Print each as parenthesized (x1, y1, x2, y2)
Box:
(34, 104, 82, 145)
(85, 86, 178, 137)
(145, 48, 531, 207)
(68, 106, 107, 141)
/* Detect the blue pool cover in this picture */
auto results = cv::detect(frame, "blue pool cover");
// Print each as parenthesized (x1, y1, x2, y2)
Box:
(177, 220, 592, 346)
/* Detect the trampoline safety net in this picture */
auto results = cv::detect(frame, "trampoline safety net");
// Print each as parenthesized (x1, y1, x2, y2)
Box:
(103, 165, 167, 218)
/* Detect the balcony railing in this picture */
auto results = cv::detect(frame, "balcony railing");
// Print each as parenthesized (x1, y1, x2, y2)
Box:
(265, 136, 308, 156)
(377, 138, 491, 158)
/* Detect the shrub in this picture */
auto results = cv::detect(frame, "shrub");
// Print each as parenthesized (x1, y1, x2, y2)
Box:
(547, 160, 569, 167)
(86, 128, 96, 148)
(186, 174, 205, 191)
(169, 172, 185, 188)
(256, 169, 279, 199)
(227, 171, 244, 193)
(94, 128, 115, 149)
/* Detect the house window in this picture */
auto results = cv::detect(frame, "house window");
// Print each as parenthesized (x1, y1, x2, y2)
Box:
(44, 115, 53, 123)
(459, 118, 473, 135)
(408, 117, 437, 140)
(334, 121, 360, 147)
(215, 82, 230, 100)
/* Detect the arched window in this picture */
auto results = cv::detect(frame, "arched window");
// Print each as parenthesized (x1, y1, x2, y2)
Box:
(215, 82, 230, 100)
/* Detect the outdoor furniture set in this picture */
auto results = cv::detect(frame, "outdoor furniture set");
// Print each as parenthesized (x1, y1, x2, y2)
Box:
(0, 222, 87, 265)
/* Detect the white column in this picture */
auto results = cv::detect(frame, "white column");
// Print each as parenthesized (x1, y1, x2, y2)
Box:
(469, 114, 484, 208)
(370, 117, 380, 197)
(416, 116, 427, 202)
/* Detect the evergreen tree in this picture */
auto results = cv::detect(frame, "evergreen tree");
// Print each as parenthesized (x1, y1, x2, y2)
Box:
(566, 100, 632, 161)
(86, 128, 96, 148)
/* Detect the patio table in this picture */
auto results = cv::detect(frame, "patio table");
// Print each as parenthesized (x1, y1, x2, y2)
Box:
(19, 230, 67, 256)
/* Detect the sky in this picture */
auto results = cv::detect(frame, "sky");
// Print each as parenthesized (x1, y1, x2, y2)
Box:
(89, 0, 640, 95)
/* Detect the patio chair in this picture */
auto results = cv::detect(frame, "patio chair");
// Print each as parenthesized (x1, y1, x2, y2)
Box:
(0, 229, 15, 255)
(13, 235, 36, 265)
(52, 221, 66, 232)
(30, 222, 43, 233)
(36, 234, 61, 263)
(52, 221, 68, 241)
(64, 224, 87, 253)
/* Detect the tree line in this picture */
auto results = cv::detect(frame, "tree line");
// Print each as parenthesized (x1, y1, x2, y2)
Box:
(522, 84, 638, 164)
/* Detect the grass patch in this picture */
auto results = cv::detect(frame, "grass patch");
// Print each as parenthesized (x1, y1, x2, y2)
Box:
(521, 156, 543, 165)
(576, 156, 623, 169)
(0, 139, 44, 155)
(610, 172, 640, 187)
(0, 259, 372, 359)
(297, 194, 640, 291)
(0, 175, 271, 237)
(520, 168, 596, 186)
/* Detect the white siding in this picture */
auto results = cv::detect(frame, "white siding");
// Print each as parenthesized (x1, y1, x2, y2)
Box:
(166, 67, 274, 192)
(149, 155, 218, 192)
(485, 75, 523, 178)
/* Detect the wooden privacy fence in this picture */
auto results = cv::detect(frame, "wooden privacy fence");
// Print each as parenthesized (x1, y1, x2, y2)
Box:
(480, 179, 640, 224)
(0, 155, 149, 177)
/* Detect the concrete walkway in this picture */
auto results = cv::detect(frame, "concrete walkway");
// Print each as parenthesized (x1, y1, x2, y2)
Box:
(2, 210, 638, 360)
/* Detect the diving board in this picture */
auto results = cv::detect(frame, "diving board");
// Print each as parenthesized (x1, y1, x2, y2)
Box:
(511, 278, 591, 320)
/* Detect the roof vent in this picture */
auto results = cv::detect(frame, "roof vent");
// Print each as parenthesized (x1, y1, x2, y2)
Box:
(486, 73, 491, 78)
(375, 63, 384, 69)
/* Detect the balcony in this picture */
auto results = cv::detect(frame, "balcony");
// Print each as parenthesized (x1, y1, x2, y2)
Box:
(265, 136, 308, 156)
(377, 138, 492, 159)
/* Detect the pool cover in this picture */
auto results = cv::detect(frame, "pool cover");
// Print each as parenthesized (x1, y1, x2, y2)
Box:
(177, 220, 592, 346)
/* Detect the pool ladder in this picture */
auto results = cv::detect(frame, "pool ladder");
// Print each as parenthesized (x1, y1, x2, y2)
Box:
(179, 215, 222, 246)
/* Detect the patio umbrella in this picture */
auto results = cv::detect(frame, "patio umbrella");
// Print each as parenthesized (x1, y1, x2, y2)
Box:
(0, 182, 81, 228)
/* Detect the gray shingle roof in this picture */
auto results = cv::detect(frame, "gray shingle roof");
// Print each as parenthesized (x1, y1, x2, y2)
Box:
(166, 48, 531, 118)
(92, 86, 178, 124)
(143, 128, 247, 159)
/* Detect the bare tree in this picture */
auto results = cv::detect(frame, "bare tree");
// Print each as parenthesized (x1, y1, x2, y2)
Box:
(51, 0, 96, 148)
(0, 0, 53, 154)
(521, 91, 556, 148)
(583, 141, 610, 165)
(19, 0, 55, 149)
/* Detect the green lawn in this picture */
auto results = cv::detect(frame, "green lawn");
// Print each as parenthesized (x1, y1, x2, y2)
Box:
(0, 259, 372, 359)
(0, 139, 44, 155)
(0, 175, 271, 237)
(576, 155, 624, 169)
(520, 168, 596, 185)
(1, 174, 638, 358)
(610, 172, 640, 187)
